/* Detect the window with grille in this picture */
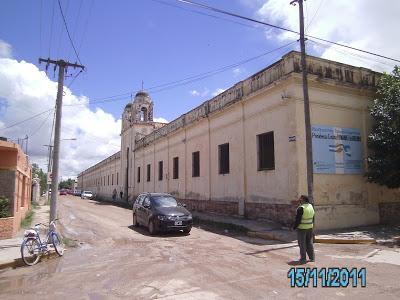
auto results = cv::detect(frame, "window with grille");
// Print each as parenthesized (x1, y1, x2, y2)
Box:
(158, 161, 163, 181)
(173, 157, 179, 179)
(147, 164, 151, 182)
(192, 151, 200, 177)
(257, 131, 275, 170)
(218, 143, 230, 174)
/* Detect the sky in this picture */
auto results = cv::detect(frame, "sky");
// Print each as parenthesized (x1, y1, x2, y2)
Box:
(0, 0, 399, 179)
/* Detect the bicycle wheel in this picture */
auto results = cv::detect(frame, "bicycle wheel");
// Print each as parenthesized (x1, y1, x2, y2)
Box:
(21, 238, 41, 266)
(51, 232, 64, 256)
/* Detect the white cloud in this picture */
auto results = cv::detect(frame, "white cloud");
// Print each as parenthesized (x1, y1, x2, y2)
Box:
(153, 117, 168, 123)
(190, 88, 209, 97)
(256, 0, 399, 72)
(190, 90, 200, 96)
(233, 67, 243, 77)
(212, 88, 226, 97)
(0, 40, 12, 58)
(0, 56, 121, 179)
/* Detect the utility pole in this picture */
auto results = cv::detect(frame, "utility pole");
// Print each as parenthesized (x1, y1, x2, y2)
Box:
(291, 0, 313, 202)
(39, 58, 84, 222)
(43, 144, 53, 204)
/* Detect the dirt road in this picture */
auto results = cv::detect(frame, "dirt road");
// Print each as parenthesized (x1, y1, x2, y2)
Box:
(0, 196, 399, 299)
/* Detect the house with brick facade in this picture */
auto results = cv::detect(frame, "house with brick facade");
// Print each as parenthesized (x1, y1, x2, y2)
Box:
(0, 139, 32, 239)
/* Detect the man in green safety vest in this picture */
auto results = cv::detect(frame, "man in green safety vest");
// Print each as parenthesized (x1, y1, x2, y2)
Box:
(293, 195, 315, 264)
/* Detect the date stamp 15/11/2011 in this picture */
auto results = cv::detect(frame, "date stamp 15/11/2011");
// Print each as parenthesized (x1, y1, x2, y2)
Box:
(288, 267, 366, 288)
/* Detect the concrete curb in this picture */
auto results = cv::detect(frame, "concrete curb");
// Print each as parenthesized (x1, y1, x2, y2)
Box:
(0, 250, 59, 270)
(0, 258, 25, 270)
(247, 231, 295, 243)
(314, 237, 377, 244)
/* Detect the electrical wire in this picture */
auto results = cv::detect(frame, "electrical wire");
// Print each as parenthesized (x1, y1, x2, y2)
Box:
(309, 39, 395, 69)
(48, 0, 56, 57)
(173, 0, 400, 64)
(63, 40, 297, 108)
(150, 0, 260, 30)
(67, 0, 84, 62)
(3, 41, 296, 130)
(306, 0, 325, 30)
(67, 69, 83, 89)
(78, 0, 94, 56)
(57, 0, 84, 66)
(39, 0, 43, 57)
(1, 109, 54, 131)
(29, 109, 53, 137)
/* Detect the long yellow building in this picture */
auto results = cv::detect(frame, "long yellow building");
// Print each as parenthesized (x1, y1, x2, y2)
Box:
(78, 51, 400, 230)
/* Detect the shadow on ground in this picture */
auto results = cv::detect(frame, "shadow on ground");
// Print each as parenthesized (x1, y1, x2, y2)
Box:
(88, 198, 291, 246)
(127, 225, 190, 238)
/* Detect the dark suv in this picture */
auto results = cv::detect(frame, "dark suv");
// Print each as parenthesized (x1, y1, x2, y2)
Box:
(132, 193, 193, 235)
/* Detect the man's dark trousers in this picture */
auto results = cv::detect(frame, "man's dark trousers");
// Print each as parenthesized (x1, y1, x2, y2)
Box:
(297, 228, 314, 261)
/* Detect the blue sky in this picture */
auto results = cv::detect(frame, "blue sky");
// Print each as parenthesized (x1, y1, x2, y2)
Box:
(1, 0, 398, 177)
(1, 0, 299, 122)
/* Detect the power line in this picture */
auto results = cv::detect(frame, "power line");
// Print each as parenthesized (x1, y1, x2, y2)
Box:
(173, 0, 400, 64)
(309, 39, 394, 69)
(29, 109, 53, 137)
(1, 108, 54, 130)
(48, 0, 56, 57)
(67, 69, 83, 89)
(39, 0, 43, 57)
(2, 41, 295, 131)
(306, 0, 325, 30)
(67, 0, 84, 61)
(63, 40, 297, 108)
(150, 0, 259, 30)
(78, 0, 94, 56)
(57, 0, 84, 66)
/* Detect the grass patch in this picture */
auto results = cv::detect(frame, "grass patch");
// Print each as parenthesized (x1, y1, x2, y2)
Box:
(193, 216, 248, 235)
(63, 237, 78, 248)
(21, 210, 35, 228)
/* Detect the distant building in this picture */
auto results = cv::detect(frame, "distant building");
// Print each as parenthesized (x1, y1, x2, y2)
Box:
(78, 51, 400, 230)
(0, 139, 32, 239)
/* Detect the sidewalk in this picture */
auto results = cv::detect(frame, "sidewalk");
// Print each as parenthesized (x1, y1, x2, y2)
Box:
(193, 211, 297, 243)
(193, 211, 400, 245)
(0, 200, 50, 269)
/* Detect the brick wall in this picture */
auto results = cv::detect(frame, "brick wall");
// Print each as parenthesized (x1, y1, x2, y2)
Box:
(179, 198, 238, 216)
(379, 202, 400, 225)
(0, 217, 14, 239)
(0, 169, 15, 216)
(245, 202, 297, 226)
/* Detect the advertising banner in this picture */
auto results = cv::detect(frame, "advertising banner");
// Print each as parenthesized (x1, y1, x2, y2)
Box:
(312, 125, 363, 174)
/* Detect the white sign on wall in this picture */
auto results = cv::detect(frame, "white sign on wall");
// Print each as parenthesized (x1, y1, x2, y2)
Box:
(312, 125, 363, 174)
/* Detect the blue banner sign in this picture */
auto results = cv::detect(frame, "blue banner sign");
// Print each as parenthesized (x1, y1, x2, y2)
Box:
(312, 125, 363, 174)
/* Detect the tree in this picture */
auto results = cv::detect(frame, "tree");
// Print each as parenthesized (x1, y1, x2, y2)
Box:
(366, 66, 400, 188)
(31, 163, 47, 193)
(59, 178, 75, 190)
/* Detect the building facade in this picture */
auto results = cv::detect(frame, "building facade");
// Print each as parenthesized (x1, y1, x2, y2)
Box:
(0, 139, 32, 239)
(78, 51, 400, 230)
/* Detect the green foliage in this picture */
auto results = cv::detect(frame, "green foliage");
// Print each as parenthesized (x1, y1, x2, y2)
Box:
(366, 66, 400, 188)
(32, 163, 47, 193)
(59, 178, 75, 190)
(21, 209, 35, 228)
(0, 196, 11, 218)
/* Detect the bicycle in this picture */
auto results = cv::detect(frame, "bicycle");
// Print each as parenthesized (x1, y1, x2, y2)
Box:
(20, 218, 65, 266)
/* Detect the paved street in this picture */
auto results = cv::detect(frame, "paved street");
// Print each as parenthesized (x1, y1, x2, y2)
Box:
(0, 195, 399, 299)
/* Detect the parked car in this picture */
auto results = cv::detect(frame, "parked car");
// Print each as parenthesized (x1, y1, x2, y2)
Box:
(74, 190, 81, 196)
(132, 193, 192, 235)
(81, 191, 93, 199)
(59, 190, 67, 196)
